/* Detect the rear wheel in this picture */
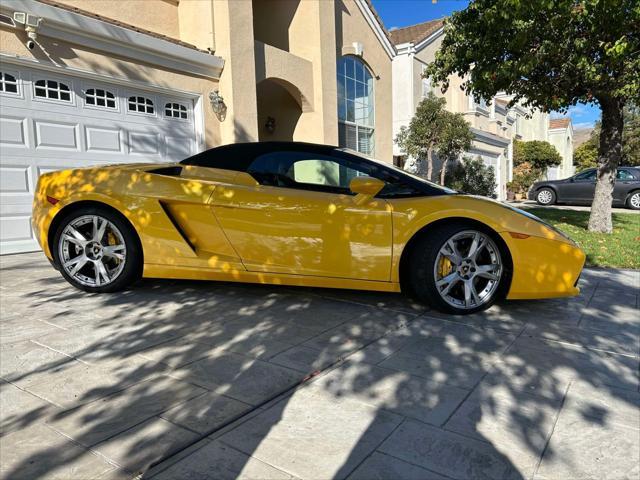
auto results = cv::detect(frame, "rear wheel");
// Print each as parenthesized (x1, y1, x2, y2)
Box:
(52, 206, 142, 292)
(408, 223, 511, 314)
(536, 188, 556, 205)
(626, 191, 640, 210)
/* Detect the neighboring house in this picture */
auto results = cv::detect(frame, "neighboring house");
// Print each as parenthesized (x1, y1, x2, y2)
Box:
(547, 118, 574, 179)
(390, 19, 574, 199)
(0, 0, 394, 254)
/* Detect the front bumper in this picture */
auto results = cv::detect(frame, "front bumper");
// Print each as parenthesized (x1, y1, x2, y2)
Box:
(502, 233, 586, 300)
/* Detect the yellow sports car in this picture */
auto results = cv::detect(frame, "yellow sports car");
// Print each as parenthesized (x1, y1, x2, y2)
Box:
(33, 142, 585, 314)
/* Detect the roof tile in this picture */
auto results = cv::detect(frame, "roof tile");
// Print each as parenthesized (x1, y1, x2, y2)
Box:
(549, 118, 571, 129)
(389, 18, 445, 45)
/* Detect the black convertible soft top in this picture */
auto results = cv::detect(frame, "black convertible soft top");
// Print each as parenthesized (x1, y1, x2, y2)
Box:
(180, 142, 338, 172)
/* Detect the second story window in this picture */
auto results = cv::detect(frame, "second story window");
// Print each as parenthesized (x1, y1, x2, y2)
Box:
(34, 79, 71, 102)
(337, 56, 375, 156)
(85, 88, 116, 109)
(165, 102, 187, 119)
(0, 72, 18, 94)
(128, 96, 155, 114)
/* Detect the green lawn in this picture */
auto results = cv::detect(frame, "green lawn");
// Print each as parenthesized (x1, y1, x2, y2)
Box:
(524, 208, 640, 269)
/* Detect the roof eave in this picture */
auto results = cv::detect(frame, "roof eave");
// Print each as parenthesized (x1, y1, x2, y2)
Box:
(2, 0, 224, 79)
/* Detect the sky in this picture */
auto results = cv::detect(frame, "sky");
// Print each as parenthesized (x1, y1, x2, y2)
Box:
(371, 0, 600, 129)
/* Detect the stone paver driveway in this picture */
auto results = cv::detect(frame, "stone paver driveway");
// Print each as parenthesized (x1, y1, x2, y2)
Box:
(1, 253, 638, 480)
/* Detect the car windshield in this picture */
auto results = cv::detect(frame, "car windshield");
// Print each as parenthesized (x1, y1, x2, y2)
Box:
(337, 148, 457, 194)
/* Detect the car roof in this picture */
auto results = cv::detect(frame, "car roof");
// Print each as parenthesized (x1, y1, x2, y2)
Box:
(181, 141, 339, 171)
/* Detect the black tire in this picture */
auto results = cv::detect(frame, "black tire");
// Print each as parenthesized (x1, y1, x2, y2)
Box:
(626, 191, 640, 210)
(536, 187, 556, 206)
(52, 205, 142, 293)
(407, 222, 511, 315)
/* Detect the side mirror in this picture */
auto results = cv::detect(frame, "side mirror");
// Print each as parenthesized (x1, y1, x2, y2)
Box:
(349, 176, 385, 197)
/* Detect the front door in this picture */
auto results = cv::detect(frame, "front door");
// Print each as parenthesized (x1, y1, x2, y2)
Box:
(211, 151, 392, 281)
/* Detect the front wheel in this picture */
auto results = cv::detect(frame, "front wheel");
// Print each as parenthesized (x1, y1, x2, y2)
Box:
(52, 206, 142, 293)
(626, 191, 640, 210)
(536, 188, 556, 206)
(408, 224, 511, 314)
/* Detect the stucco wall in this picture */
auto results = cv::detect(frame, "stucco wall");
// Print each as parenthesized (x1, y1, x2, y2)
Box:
(549, 128, 574, 178)
(54, 0, 180, 39)
(0, 26, 221, 148)
(335, 0, 393, 163)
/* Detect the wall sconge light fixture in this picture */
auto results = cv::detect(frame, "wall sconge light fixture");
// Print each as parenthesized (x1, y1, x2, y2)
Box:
(265, 116, 276, 134)
(209, 90, 227, 121)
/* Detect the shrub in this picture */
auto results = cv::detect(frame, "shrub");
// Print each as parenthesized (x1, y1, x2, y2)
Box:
(513, 140, 562, 170)
(508, 161, 543, 195)
(445, 156, 497, 197)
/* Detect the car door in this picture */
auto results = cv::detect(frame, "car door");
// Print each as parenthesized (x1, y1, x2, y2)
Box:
(613, 169, 636, 204)
(210, 150, 393, 281)
(562, 169, 597, 204)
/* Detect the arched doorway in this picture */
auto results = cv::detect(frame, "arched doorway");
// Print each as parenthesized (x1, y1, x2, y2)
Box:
(256, 78, 303, 141)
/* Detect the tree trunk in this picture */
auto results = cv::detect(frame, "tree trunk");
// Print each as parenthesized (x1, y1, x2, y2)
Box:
(439, 157, 448, 185)
(426, 146, 434, 181)
(588, 96, 625, 233)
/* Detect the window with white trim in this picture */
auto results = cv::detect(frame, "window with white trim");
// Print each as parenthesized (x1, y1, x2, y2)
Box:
(165, 102, 187, 119)
(128, 96, 155, 114)
(337, 56, 375, 156)
(34, 79, 71, 101)
(0, 72, 18, 94)
(85, 88, 116, 109)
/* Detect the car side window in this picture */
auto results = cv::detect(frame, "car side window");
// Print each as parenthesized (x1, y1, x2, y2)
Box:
(574, 170, 596, 181)
(617, 169, 634, 180)
(248, 151, 368, 194)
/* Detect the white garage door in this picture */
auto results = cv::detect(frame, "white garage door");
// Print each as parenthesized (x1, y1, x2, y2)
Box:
(0, 65, 200, 254)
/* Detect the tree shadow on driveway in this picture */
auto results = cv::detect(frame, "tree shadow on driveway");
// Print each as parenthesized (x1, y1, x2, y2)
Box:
(1, 256, 638, 479)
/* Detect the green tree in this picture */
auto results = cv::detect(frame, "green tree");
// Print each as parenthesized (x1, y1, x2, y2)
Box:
(622, 104, 640, 166)
(395, 92, 473, 183)
(426, 0, 640, 233)
(574, 105, 639, 170)
(513, 140, 562, 170)
(445, 156, 497, 197)
(573, 140, 599, 170)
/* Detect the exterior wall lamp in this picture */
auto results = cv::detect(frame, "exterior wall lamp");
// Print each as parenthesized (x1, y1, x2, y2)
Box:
(209, 90, 227, 121)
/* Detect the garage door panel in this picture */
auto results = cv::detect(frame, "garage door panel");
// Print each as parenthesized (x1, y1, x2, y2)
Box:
(34, 121, 80, 151)
(0, 64, 200, 254)
(0, 216, 33, 242)
(0, 166, 31, 193)
(85, 126, 123, 153)
(0, 116, 29, 148)
(128, 131, 161, 156)
(166, 135, 193, 159)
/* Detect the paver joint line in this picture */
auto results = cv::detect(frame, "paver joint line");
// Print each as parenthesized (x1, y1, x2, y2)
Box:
(144, 310, 417, 475)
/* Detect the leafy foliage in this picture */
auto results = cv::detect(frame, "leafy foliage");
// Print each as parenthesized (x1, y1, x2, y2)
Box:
(622, 104, 640, 166)
(508, 161, 542, 196)
(573, 105, 640, 169)
(445, 156, 497, 197)
(395, 93, 473, 182)
(425, 0, 640, 233)
(425, 0, 639, 113)
(513, 140, 562, 170)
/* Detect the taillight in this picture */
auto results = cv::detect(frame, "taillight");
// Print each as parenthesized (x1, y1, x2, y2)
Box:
(46, 196, 59, 205)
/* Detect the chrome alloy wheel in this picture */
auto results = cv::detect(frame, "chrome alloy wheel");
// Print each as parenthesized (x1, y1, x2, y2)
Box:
(433, 230, 503, 310)
(630, 192, 640, 209)
(537, 189, 553, 205)
(58, 215, 127, 287)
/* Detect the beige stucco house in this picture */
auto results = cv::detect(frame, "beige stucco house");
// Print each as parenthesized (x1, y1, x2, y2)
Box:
(390, 19, 574, 200)
(0, 0, 395, 253)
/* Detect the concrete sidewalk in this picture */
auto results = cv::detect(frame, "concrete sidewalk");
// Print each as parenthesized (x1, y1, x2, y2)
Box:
(1, 253, 638, 479)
